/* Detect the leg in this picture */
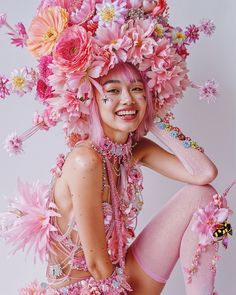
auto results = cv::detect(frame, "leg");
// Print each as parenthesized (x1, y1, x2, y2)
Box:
(125, 248, 165, 295)
(125, 184, 218, 295)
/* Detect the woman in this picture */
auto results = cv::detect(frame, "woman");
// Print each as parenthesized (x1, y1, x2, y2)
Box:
(0, 1, 234, 294)
(43, 61, 220, 295)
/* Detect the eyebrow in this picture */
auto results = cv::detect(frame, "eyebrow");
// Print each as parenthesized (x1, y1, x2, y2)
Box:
(102, 80, 121, 86)
(102, 79, 143, 86)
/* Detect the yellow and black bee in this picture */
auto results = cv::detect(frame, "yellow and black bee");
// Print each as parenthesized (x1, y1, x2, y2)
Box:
(213, 221, 233, 238)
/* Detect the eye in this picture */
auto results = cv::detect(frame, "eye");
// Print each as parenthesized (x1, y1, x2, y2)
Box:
(107, 89, 120, 94)
(131, 87, 144, 92)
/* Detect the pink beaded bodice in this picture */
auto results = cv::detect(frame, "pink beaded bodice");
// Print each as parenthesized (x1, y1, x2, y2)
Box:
(47, 163, 144, 287)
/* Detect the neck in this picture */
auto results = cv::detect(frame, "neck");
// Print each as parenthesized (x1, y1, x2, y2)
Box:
(92, 134, 134, 163)
(102, 125, 130, 144)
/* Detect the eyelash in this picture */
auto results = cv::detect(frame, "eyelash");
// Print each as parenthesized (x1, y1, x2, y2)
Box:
(106, 87, 144, 94)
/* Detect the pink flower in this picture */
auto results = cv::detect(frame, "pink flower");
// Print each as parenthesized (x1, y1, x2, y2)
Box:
(19, 280, 47, 295)
(47, 90, 89, 124)
(70, 0, 96, 25)
(53, 25, 92, 72)
(43, 107, 59, 128)
(50, 153, 65, 177)
(48, 62, 67, 93)
(144, 42, 191, 112)
(192, 201, 229, 246)
(67, 60, 103, 98)
(128, 167, 143, 185)
(94, 45, 118, 75)
(8, 22, 28, 47)
(36, 79, 54, 102)
(199, 19, 216, 36)
(0, 13, 7, 28)
(27, 6, 69, 58)
(4, 133, 23, 156)
(95, 22, 132, 62)
(185, 24, 200, 43)
(0, 75, 10, 99)
(5, 180, 60, 262)
(127, 18, 156, 64)
(199, 79, 218, 103)
(38, 55, 53, 82)
(38, 0, 85, 15)
(33, 112, 51, 131)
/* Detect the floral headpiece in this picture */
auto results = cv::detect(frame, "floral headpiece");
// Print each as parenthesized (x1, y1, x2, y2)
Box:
(0, 0, 218, 155)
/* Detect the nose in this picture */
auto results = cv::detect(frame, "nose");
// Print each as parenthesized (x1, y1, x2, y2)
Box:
(120, 88, 135, 105)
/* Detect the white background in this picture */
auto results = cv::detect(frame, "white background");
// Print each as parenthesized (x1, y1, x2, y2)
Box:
(0, 0, 235, 294)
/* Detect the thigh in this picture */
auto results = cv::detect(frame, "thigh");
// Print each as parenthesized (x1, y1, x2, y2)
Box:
(125, 247, 165, 295)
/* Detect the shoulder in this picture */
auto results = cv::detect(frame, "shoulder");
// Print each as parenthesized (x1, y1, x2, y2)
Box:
(63, 141, 102, 175)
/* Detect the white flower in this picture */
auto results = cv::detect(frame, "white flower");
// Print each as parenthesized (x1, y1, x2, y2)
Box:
(95, 0, 127, 27)
(9, 67, 36, 96)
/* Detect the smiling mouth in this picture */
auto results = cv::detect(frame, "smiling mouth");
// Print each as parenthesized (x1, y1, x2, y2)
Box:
(115, 110, 139, 121)
(115, 110, 138, 116)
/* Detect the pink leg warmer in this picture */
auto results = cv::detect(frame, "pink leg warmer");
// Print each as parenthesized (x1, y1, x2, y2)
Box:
(130, 184, 219, 295)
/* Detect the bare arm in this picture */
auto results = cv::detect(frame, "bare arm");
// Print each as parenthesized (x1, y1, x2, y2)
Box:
(134, 134, 218, 185)
(63, 146, 114, 280)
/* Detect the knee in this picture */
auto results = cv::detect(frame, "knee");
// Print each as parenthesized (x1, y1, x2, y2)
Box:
(182, 183, 218, 205)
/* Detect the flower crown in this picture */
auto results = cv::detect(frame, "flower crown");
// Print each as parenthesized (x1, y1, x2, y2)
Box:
(0, 0, 218, 155)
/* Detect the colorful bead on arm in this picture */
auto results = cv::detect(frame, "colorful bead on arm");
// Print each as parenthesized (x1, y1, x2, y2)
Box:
(154, 116, 204, 153)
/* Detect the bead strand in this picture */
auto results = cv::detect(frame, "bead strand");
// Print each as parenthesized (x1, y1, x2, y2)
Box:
(155, 117, 204, 152)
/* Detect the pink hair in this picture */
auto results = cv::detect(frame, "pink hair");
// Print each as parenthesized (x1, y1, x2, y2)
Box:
(88, 63, 155, 144)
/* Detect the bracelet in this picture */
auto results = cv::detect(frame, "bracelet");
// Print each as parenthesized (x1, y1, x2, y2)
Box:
(155, 117, 204, 153)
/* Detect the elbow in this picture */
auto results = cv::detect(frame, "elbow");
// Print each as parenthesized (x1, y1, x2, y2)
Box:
(197, 165, 218, 185)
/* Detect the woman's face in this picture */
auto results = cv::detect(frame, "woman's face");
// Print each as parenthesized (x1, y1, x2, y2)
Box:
(96, 66, 147, 143)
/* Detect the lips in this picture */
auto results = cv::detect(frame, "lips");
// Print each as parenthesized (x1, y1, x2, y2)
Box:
(116, 110, 138, 116)
(115, 108, 139, 121)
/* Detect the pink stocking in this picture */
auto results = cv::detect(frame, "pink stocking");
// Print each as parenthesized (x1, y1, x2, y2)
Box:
(130, 184, 219, 295)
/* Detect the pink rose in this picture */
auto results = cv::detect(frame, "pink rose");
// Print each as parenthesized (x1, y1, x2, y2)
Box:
(53, 25, 93, 72)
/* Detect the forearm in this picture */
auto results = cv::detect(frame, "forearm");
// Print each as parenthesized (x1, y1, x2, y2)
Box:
(150, 121, 218, 184)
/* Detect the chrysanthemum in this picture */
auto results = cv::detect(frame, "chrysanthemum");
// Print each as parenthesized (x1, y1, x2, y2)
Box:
(126, 18, 156, 64)
(200, 19, 216, 36)
(8, 67, 36, 96)
(95, 22, 132, 62)
(4, 180, 60, 262)
(199, 79, 218, 103)
(171, 27, 187, 45)
(145, 45, 191, 113)
(27, 6, 69, 58)
(4, 133, 23, 156)
(95, 0, 127, 27)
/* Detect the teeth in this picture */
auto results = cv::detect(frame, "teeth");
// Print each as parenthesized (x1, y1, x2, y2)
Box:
(116, 110, 137, 116)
